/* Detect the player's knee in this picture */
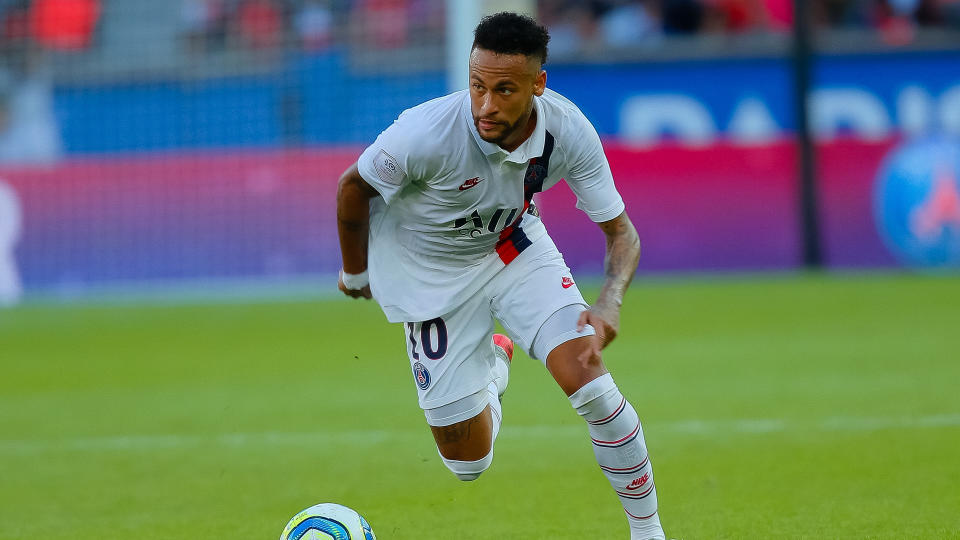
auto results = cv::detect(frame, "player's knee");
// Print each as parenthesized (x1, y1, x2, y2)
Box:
(576, 345, 603, 371)
(440, 449, 493, 481)
(546, 338, 608, 395)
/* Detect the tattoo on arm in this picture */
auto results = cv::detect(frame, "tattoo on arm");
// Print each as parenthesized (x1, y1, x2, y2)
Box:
(597, 212, 641, 307)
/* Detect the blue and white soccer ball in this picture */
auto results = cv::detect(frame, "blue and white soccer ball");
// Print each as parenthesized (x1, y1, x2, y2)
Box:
(280, 503, 376, 540)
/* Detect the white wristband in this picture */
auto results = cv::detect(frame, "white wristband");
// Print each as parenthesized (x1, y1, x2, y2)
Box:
(340, 269, 369, 290)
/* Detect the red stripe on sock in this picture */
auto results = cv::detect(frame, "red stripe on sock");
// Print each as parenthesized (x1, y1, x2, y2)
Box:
(625, 508, 658, 520)
(592, 422, 640, 446)
(588, 397, 625, 425)
(599, 456, 649, 473)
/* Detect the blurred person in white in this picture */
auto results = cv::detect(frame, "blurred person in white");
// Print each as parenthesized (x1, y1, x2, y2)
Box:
(0, 0, 62, 165)
(600, 0, 662, 48)
(0, 67, 63, 165)
(295, 0, 333, 51)
(0, 179, 22, 306)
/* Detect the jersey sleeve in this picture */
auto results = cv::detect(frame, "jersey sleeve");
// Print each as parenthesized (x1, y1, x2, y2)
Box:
(563, 111, 625, 223)
(357, 111, 424, 204)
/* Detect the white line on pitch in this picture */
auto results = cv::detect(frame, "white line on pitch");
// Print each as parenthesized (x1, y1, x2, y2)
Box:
(1, 413, 958, 455)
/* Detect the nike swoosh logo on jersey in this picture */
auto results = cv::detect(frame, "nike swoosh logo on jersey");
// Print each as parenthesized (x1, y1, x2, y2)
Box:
(458, 177, 483, 191)
(561, 277, 575, 289)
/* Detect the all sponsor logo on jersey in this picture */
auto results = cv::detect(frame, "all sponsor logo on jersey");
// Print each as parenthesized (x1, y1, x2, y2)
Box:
(413, 362, 431, 390)
(458, 176, 484, 191)
(561, 276, 575, 289)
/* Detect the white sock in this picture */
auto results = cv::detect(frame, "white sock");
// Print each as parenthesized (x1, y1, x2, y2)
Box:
(492, 341, 510, 397)
(486, 381, 502, 442)
(569, 374, 665, 540)
(440, 449, 493, 481)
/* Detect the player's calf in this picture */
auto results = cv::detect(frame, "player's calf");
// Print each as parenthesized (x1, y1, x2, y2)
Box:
(430, 405, 494, 460)
(431, 408, 495, 481)
(426, 386, 503, 481)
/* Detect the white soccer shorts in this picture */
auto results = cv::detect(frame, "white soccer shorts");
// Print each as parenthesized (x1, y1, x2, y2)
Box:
(402, 232, 595, 415)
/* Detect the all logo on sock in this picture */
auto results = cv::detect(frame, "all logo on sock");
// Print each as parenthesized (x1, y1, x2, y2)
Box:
(626, 472, 650, 491)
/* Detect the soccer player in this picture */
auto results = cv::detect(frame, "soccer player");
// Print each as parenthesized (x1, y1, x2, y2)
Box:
(336, 12, 665, 540)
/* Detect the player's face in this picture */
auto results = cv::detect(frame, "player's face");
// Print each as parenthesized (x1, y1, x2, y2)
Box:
(468, 47, 546, 152)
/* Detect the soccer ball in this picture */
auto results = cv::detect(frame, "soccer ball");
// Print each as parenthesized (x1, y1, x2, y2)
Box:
(280, 503, 376, 540)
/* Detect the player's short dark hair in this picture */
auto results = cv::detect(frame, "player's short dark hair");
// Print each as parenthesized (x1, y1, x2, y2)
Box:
(472, 12, 549, 66)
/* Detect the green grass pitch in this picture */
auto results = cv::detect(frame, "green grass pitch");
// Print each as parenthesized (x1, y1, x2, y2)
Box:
(1, 273, 959, 539)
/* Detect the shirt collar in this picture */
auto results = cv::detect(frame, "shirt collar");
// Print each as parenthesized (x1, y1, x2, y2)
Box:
(463, 92, 547, 163)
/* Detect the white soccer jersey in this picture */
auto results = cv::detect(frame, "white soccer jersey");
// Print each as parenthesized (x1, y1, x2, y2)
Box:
(356, 88, 625, 323)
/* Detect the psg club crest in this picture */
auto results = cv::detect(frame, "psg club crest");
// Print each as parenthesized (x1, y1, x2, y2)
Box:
(413, 362, 431, 390)
(874, 136, 960, 267)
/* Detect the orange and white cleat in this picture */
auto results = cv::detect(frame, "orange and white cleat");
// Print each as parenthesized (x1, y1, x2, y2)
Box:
(493, 333, 513, 363)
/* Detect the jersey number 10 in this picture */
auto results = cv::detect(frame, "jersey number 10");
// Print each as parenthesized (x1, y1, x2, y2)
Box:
(407, 318, 448, 361)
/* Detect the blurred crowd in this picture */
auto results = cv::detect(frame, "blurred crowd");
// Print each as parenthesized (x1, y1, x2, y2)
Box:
(177, 0, 960, 54)
(179, 0, 445, 53)
(181, 0, 336, 53)
(2, 0, 959, 59)
(542, 0, 960, 54)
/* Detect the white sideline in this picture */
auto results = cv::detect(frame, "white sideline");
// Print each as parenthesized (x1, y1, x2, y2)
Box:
(1, 413, 958, 455)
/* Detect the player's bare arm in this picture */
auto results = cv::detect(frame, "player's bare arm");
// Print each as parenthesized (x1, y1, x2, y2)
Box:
(577, 211, 641, 348)
(336, 163, 378, 299)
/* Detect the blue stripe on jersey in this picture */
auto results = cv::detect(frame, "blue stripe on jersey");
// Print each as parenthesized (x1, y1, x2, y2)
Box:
(506, 224, 532, 253)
